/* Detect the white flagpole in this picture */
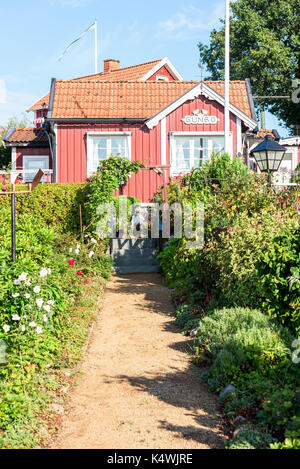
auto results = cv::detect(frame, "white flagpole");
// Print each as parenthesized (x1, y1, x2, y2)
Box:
(94, 19, 98, 74)
(224, 0, 231, 157)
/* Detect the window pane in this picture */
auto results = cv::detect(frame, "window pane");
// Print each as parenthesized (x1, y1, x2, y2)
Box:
(111, 137, 126, 157)
(93, 137, 108, 167)
(211, 137, 224, 154)
(174, 137, 191, 170)
(91, 136, 128, 173)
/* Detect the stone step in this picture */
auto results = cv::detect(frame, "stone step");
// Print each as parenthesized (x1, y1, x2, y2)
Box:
(114, 264, 160, 274)
(113, 248, 158, 261)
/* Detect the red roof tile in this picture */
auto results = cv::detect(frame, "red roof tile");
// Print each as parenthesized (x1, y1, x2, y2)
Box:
(4, 128, 48, 145)
(255, 129, 277, 139)
(50, 80, 252, 120)
(28, 59, 162, 111)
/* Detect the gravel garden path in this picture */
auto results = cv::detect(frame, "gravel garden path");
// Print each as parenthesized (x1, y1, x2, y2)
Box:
(50, 273, 225, 449)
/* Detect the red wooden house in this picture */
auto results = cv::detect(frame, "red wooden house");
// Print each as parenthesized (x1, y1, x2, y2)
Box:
(4, 57, 261, 202)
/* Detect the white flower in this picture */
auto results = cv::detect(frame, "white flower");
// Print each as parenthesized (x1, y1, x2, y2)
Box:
(21, 326, 26, 332)
(14, 279, 20, 285)
(43, 314, 48, 323)
(47, 300, 55, 306)
(91, 238, 97, 244)
(75, 249, 80, 255)
(84, 234, 88, 238)
(25, 293, 30, 299)
(36, 298, 44, 308)
(25, 280, 32, 286)
(36, 327, 43, 335)
(33, 286, 40, 294)
(47, 268, 51, 275)
(76, 245, 81, 249)
(69, 248, 73, 253)
(39, 268, 48, 278)
(43, 304, 51, 313)
(3, 325, 10, 332)
(89, 251, 95, 258)
(18, 272, 28, 282)
(29, 321, 37, 328)
(12, 293, 20, 298)
(12, 314, 21, 321)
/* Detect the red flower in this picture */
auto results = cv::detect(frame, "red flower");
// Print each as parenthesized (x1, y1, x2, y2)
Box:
(84, 279, 88, 284)
(77, 271, 84, 277)
(68, 259, 75, 266)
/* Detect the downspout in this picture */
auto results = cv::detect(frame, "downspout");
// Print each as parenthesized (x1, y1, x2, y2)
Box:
(44, 78, 57, 182)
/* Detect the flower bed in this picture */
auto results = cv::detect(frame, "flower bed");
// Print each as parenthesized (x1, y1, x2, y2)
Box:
(158, 153, 300, 449)
(0, 207, 112, 448)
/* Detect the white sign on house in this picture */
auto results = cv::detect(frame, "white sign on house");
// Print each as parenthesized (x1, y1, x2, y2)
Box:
(181, 109, 220, 125)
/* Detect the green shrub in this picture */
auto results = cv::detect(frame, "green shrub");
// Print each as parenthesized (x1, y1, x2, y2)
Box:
(257, 229, 300, 331)
(226, 426, 275, 450)
(195, 308, 293, 391)
(197, 307, 272, 358)
(174, 304, 202, 334)
(0, 183, 88, 233)
(271, 438, 300, 449)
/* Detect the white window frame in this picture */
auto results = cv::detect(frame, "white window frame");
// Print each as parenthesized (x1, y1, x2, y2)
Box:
(22, 154, 49, 183)
(86, 132, 132, 177)
(169, 132, 232, 176)
(156, 74, 169, 82)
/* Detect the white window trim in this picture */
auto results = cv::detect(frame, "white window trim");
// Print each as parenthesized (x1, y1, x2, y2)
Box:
(23, 154, 49, 183)
(169, 132, 232, 176)
(86, 132, 132, 177)
(156, 74, 169, 82)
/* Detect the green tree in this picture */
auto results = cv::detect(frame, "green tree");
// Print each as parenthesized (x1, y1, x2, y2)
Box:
(198, 0, 300, 130)
(0, 114, 31, 169)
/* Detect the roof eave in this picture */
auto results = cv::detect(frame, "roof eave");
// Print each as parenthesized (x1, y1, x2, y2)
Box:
(46, 118, 148, 124)
(4, 142, 49, 147)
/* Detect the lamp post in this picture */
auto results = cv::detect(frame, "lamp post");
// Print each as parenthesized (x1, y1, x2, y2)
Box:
(250, 134, 287, 184)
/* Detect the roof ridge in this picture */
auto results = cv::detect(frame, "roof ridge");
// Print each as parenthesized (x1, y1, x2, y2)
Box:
(55, 79, 199, 84)
(70, 59, 162, 81)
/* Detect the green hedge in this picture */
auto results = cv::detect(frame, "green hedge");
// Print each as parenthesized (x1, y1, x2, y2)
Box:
(0, 183, 89, 233)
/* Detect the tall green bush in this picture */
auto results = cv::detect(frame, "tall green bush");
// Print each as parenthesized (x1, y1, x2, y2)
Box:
(0, 183, 88, 233)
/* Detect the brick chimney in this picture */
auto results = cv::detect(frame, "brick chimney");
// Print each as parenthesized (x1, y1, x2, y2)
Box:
(103, 59, 120, 74)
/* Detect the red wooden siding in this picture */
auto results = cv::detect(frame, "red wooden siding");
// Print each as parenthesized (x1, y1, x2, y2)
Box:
(57, 123, 162, 202)
(16, 147, 51, 169)
(148, 66, 175, 81)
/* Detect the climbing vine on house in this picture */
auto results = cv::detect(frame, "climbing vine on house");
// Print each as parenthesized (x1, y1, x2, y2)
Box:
(86, 157, 144, 231)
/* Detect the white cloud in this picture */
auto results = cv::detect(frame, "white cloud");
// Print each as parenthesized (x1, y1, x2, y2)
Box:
(157, 2, 225, 40)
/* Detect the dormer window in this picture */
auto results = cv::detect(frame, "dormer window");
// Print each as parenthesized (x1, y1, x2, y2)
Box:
(156, 75, 169, 82)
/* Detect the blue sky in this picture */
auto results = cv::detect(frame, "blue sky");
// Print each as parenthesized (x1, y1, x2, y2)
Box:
(0, 0, 289, 136)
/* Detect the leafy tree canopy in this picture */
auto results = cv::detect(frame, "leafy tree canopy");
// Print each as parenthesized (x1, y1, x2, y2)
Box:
(198, 0, 300, 130)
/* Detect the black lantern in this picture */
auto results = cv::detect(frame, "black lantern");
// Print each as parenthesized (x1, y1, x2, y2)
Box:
(250, 135, 287, 178)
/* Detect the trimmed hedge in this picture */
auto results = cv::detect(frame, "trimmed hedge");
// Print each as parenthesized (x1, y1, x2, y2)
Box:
(0, 183, 89, 233)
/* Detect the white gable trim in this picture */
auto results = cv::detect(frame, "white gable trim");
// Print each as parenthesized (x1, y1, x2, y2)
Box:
(141, 57, 183, 82)
(145, 81, 257, 131)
